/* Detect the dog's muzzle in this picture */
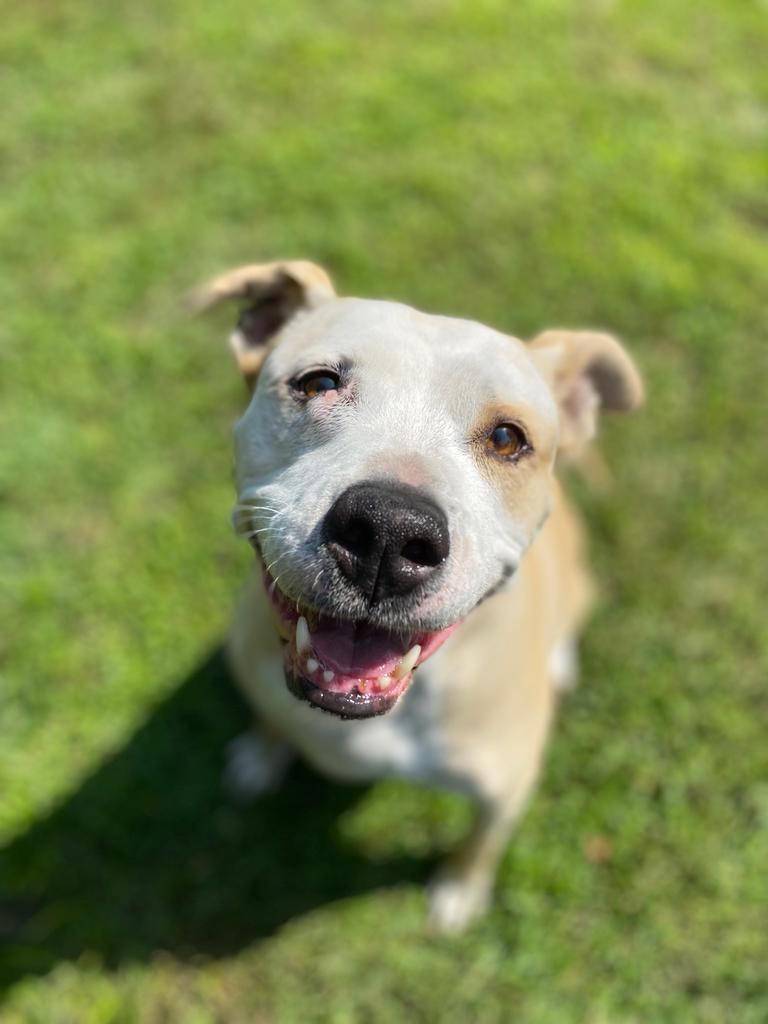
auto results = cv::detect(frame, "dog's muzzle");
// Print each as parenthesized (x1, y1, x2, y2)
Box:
(256, 483, 462, 719)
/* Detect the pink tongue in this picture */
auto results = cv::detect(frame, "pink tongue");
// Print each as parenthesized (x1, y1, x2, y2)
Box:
(311, 621, 408, 677)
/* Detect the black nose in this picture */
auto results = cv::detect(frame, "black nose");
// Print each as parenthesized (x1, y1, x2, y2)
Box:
(323, 482, 450, 603)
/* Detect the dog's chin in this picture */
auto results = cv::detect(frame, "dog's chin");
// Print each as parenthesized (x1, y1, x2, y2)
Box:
(260, 566, 461, 720)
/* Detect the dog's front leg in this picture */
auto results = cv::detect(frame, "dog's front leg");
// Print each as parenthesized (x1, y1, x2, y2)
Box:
(223, 724, 294, 801)
(428, 788, 531, 934)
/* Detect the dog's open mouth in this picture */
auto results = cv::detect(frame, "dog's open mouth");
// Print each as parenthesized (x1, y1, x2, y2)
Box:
(261, 568, 460, 719)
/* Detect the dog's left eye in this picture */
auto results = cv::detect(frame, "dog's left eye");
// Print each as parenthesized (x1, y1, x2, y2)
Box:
(485, 423, 529, 459)
(294, 371, 340, 398)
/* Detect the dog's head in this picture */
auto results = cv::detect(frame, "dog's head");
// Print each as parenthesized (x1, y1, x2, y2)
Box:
(194, 261, 643, 719)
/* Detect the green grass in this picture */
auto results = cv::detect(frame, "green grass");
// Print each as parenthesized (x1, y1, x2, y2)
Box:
(1, 0, 766, 1020)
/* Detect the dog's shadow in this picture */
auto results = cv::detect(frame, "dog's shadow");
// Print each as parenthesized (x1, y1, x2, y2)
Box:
(0, 647, 428, 992)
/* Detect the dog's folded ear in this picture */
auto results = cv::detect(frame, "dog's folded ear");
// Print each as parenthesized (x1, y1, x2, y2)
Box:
(189, 260, 336, 382)
(528, 329, 644, 457)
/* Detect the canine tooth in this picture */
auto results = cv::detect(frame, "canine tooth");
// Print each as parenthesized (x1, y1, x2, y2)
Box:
(393, 644, 421, 680)
(295, 616, 311, 656)
(377, 675, 391, 690)
(323, 669, 334, 683)
(306, 658, 319, 673)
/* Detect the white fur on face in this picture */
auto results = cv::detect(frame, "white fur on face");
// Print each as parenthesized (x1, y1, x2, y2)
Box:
(232, 298, 560, 630)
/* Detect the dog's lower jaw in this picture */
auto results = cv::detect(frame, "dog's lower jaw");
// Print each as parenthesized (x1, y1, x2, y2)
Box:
(286, 669, 410, 719)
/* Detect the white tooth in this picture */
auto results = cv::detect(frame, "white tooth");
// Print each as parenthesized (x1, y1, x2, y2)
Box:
(393, 644, 421, 680)
(295, 616, 311, 656)
(323, 669, 334, 683)
(306, 658, 319, 673)
(377, 675, 391, 690)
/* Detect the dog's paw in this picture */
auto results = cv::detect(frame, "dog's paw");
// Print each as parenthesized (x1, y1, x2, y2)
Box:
(428, 871, 492, 934)
(224, 731, 292, 801)
(549, 636, 580, 693)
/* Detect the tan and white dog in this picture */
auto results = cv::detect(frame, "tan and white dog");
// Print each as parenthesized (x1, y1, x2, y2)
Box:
(193, 260, 643, 933)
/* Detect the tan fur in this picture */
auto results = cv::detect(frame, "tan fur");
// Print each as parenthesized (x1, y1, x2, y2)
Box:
(189, 259, 335, 314)
(529, 329, 644, 459)
(432, 480, 592, 798)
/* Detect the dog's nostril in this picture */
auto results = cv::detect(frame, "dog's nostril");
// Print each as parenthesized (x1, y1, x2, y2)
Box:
(342, 516, 376, 558)
(400, 537, 443, 568)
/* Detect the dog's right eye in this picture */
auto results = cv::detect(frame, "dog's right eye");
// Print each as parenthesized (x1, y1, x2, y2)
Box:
(485, 422, 529, 459)
(294, 370, 340, 398)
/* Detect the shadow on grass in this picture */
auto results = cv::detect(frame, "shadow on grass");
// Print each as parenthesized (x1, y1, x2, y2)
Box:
(0, 647, 428, 992)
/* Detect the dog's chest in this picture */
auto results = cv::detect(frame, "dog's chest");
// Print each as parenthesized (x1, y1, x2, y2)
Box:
(329, 670, 447, 782)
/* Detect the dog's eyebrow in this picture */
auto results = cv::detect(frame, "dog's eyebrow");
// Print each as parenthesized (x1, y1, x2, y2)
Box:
(472, 402, 534, 432)
(290, 354, 351, 373)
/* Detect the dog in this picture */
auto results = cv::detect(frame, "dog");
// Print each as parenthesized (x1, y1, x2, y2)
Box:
(192, 259, 643, 933)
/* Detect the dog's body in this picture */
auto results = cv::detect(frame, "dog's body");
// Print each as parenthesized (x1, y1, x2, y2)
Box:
(195, 260, 642, 932)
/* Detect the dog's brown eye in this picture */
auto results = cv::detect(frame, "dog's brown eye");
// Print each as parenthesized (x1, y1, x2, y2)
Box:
(486, 423, 528, 458)
(297, 371, 340, 398)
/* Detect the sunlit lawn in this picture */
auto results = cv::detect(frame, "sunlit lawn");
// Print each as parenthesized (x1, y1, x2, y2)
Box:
(1, 1, 766, 1020)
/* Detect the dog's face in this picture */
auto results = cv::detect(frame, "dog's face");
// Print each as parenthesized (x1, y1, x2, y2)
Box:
(195, 261, 642, 719)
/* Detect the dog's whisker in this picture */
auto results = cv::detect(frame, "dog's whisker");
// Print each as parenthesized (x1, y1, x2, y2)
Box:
(236, 524, 267, 539)
(264, 550, 291, 577)
(233, 508, 281, 517)
(234, 504, 286, 541)
(233, 514, 282, 527)
(234, 504, 282, 514)
(270, 569, 290, 594)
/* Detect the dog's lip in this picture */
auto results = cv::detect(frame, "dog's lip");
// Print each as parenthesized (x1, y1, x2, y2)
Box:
(286, 670, 409, 719)
(260, 565, 461, 718)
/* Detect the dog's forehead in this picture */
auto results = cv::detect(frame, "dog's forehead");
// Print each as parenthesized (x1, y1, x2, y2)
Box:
(267, 298, 554, 412)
